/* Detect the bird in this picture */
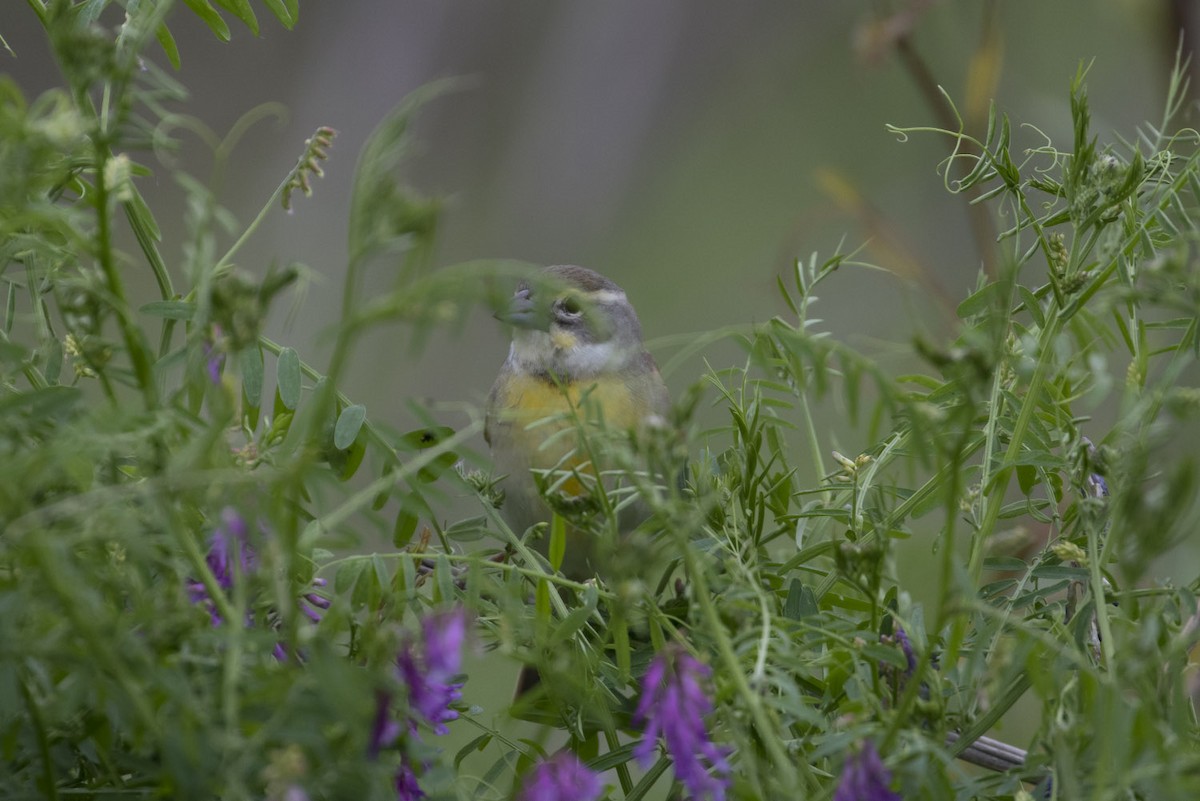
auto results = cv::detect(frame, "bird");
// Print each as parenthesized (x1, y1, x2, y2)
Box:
(485, 264, 671, 580)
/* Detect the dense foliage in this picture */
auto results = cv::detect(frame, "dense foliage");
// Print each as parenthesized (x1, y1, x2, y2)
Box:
(3, 3, 1200, 800)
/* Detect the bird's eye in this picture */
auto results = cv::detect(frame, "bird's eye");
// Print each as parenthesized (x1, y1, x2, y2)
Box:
(557, 295, 583, 316)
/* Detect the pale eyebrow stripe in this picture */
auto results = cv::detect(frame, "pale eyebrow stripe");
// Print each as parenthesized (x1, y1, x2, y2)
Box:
(582, 289, 627, 304)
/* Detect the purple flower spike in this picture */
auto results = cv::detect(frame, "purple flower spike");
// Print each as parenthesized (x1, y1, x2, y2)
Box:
(187, 508, 255, 626)
(394, 756, 425, 801)
(634, 645, 731, 801)
(398, 608, 466, 735)
(203, 340, 225, 384)
(207, 507, 255, 590)
(520, 752, 603, 801)
(185, 510, 326, 659)
(833, 741, 901, 801)
(300, 578, 331, 623)
(368, 691, 403, 759)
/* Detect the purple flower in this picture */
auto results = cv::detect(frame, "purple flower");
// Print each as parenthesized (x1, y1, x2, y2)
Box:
(186, 508, 255, 625)
(398, 608, 466, 735)
(520, 752, 603, 801)
(203, 340, 225, 384)
(394, 756, 425, 801)
(207, 508, 254, 589)
(834, 741, 901, 801)
(300, 577, 332, 623)
(185, 509, 327, 658)
(367, 608, 469, 799)
(369, 691, 403, 759)
(634, 645, 731, 801)
(894, 627, 915, 676)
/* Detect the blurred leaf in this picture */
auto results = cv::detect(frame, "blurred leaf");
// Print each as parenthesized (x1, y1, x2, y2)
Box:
(335, 559, 367, 596)
(398, 426, 458, 483)
(1016, 463, 1036, 495)
(548, 514, 565, 571)
(372, 464, 394, 511)
(239, 344, 263, 407)
(393, 507, 418, 548)
(957, 282, 1000, 320)
(338, 432, 367, 481)
(548, 584, 598, 648)
(155, 22, 180, 69)
(214, 0, 259, 35)
(348, 80, 458, 263)
(180, 0, 231, 41)
(139, 301, 196, 320)
(333, 403, 366, 450)
(445, 516, 487, 542)
(276, 346, 300, 410)
(783, 580, 818, 620)
(0, 385, 81, 419)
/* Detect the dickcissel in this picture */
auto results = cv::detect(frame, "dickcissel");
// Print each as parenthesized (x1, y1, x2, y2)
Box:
(485, 265, 670, 579)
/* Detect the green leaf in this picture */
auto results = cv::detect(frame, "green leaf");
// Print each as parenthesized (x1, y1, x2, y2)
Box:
(139, 301, 196, 320)
(239, 345, 264, 407)
(454, 734, 492, 769)
(213, 0, 259, 35)
(1016, 463, 1036, 495)
(613, 615, 631, 684)
(548, 514, 566, 571)
(334, 559, 367, 595)
(433, 555, 453, 604)
(260, 0, 295, 27)
(957, 281, 999, 319)
(348, 80, 459, 262)
(783, 580, 819, 620)
(398, 426, 459, 482)
(0, 385, 81, 420)
(3, 281, 14, 335)
(1017, 284, 1045, 327)
(180, 0, 232, 41)
(535, 579, 550, 623)
(43, 340, 62, 385)
(393, 507, 419, 548)
(155, 22, 181, 69)
(338, 433, 367, 481)
(333, 403, 366, 450)
(276, 347, 301, 410)
(548, 584, 599, 647)
(372, 464, 394, 511)
(445, 516, 487, 542)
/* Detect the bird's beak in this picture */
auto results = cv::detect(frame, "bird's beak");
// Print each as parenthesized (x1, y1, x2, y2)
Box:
(494, 288, 549, 330)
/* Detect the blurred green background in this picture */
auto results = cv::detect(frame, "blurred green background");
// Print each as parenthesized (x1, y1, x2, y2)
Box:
(4, 2, 1190, 423)
(4, 0, 1198, 780)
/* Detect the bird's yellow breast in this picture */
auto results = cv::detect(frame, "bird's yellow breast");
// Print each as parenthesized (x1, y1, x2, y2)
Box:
(488, 373, 645, 495)
(496, 374, 644, 430)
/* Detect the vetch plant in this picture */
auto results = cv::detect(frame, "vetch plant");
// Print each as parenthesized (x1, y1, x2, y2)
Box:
(633, 646, 731, 801)
(2, 3, 1200, 801)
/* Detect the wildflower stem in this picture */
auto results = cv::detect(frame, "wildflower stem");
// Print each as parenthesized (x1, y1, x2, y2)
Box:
(20, 674, 58, 801)
(92, 139, 159, 409)
(1086, 515, 1117, 674)
(678, 531, 811, 793)
(176, 509, 241, 627)
(602, 726, 634, 795)
(970, 313, 1063, 585)
(625, 756, 672, 801)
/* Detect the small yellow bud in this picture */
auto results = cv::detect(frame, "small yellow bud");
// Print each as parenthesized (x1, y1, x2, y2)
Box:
(1051, 540, 1088, 564)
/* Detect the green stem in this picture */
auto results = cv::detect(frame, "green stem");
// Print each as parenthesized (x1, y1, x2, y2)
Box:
(20, 675, 59, 801)
(26, 0, 47, 25)
(969, 313, 1063, 584)
(93, 143, 159, 408)
(1086, 509, 1117, 675)
(28, 538, 160, 736)
(679, 532, 811, 794)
